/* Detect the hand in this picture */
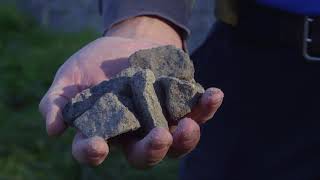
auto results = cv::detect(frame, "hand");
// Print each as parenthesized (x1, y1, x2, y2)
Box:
(39, 16, 224, 168)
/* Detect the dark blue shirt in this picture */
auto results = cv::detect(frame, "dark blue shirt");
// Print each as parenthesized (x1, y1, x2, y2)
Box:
(258, 0, 320, 15)
(101, 1, 320, 180)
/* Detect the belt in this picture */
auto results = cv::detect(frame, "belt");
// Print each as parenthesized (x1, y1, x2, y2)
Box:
(234, 2, 320, 62)
(303, 17, 320, 61)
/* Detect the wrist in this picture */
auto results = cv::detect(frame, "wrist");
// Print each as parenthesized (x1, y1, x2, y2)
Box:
(105, 16, 183, 49)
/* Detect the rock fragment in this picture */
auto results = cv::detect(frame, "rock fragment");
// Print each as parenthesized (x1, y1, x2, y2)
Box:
(129, 45, 195, 81)
(115, 67, 143, 78)
(73, 93, 141, 140)
(158, 76, 205, 121)
(63, 88, 93, 125)
(131, 69, 168, 131)
(62, 45, 205, 141)
(62, 76, 131, 125)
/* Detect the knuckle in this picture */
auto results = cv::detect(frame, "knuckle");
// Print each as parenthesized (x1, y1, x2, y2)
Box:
(72, 140, 106, 166)
(171, 121, 201, 155)
(207, 99, 219, 109)
(206, 92, 223, 109)
(179, 131, 200, 150)
(143, 149, 167, 168)
(148, 129, 172, 150)
(148, 138, 169, 150)
(86, 139, 107, 157)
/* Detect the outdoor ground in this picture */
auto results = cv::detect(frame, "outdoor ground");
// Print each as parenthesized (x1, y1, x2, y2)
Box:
(0, 6, 179, 180)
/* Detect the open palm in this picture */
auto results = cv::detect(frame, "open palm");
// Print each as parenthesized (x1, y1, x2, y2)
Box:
(39, 36, 224, 168)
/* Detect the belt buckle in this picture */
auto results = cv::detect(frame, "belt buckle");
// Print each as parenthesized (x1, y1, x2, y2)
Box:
(303, 16, 320, 62)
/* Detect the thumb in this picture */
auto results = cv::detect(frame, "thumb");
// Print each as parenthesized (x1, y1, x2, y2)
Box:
(39, 70, 83, 136)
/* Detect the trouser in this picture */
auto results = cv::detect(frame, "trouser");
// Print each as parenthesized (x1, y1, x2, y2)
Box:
(180, 6, 320, 180)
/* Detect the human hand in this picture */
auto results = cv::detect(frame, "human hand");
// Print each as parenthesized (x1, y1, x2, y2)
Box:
(39, 16, 224, 168)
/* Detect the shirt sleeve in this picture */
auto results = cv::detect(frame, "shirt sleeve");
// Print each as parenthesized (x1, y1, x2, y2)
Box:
(101, 0, 194, 39)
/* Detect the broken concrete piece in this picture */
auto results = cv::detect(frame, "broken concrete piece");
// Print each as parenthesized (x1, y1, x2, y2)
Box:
(62, 45, 205, 140)
(62, 76, 131, 125)
(73, 93, 141, 140)
(131, 69, 168, 131)
(115, 67, 143, 78)
(158, 76, 205, 121)
(129, 45, 195, 81)
(63, 88, 93, 125)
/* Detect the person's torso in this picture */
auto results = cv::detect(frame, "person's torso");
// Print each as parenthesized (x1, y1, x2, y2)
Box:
(182, 13, 320, 179)
(181, 1, 320, 179)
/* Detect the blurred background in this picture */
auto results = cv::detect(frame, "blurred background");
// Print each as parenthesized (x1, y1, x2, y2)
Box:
(0, 0, 214, 179)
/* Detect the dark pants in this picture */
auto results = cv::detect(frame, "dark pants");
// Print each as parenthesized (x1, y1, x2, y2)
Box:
(180, 19, 320, 180)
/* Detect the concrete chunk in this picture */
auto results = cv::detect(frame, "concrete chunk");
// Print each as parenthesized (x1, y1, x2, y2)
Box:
(129, 45, 195, 81)
(62, 77, 131, 125)
(159, 76, 205, 121)
(73, 93, 141, 140)
(62, 45, 205, 141)
(131, 69, 168, 131)
(115, 67, 143, 78)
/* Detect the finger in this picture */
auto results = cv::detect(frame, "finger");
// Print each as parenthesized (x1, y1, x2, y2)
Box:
(39, 86, 77, 136)
(39, 93, 67, 136)
(123, 127, 173, 169)
(72, 132, 109, 166)
(39, 71, 83, 136)
(168, 118, 200, 158)
(188, 88, 224, 124)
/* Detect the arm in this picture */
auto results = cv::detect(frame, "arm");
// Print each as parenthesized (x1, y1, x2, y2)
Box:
(101, 0, 193, 39)
(39, 0, 223, 168)
(106, 15, 183, 49)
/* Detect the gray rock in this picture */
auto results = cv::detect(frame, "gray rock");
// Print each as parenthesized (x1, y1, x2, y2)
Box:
(62, 76, 131, 125)
(62, 45, 205, 141)
(158, 76, 205, 121)
(73, 93, 141, 140)
(115, 67, 143, 78)
(129, 45, 195, 81)
(63, 88, 97, 126)
(131, 69, 168, 132)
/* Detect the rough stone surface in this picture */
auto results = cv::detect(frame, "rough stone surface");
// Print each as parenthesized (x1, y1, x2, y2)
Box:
(129, 45, 195, 81)
(62, 45, 205, 140)
(158, 76, 205, 121)
(73, 93, 141, 140)
(115, 67, 143, 78)
(131, 69, 168, 131)
(62, 76, 131, 125)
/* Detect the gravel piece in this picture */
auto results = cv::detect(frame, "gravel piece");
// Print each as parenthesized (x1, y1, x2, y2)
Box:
(131, 69, 168, 132)
(73, 93, 141, 140)
(129, 45, 195, 81)
(158, 76, 205, 121)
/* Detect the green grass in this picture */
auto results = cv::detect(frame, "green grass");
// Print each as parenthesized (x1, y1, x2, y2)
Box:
(0, 5, 179, 180)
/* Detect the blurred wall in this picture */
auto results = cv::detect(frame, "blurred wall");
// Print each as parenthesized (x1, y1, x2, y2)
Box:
(3, 0, 215, 52)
